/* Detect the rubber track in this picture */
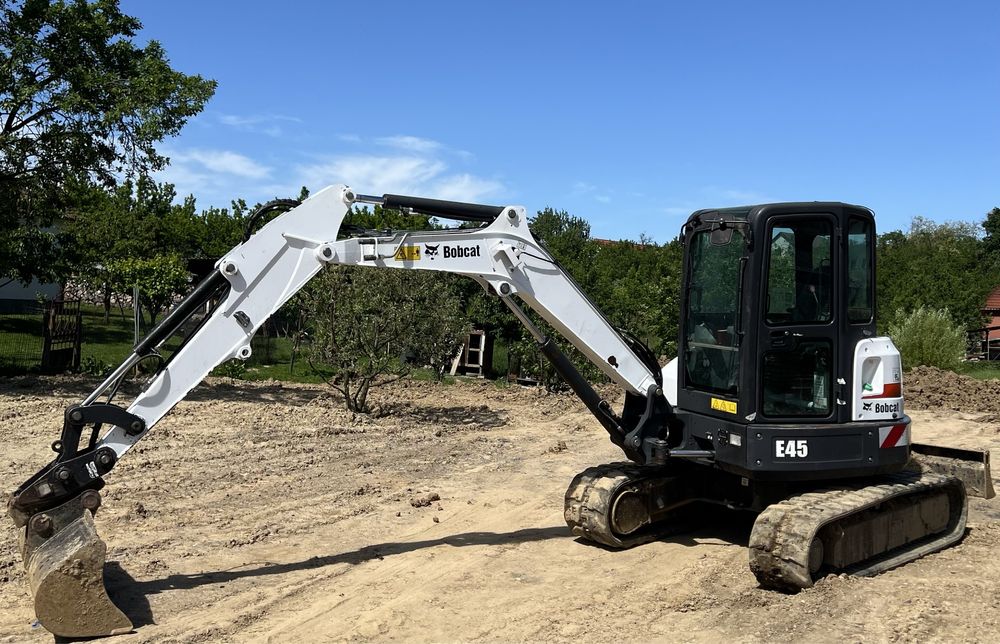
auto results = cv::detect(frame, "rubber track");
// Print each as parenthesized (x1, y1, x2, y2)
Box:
(564, 462, 668, 549)
(749, 471, 967, 591)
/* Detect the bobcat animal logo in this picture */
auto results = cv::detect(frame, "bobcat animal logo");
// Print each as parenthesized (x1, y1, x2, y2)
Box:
(424, 244, 440, 258)
(862, 401, 873, 411)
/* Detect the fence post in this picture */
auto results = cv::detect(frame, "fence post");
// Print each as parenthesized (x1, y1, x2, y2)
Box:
(73, 303, 82, 369)
(41, 301, 53, 370)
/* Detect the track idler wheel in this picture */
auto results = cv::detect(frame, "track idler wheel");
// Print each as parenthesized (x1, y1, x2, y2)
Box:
(18, 491, 133, 638)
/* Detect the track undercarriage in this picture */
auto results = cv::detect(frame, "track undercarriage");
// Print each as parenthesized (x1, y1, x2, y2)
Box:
(564, 462, 977, 591)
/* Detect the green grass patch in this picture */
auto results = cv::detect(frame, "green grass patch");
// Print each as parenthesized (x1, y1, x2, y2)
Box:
(408, 367, 456, 384)
(238, 361, 333, 384)
(956, 361, 1000, 381)
(79, 304, 140, 366)
(4, 303, 478, 386)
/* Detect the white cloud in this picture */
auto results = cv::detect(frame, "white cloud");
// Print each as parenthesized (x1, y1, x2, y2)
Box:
(298, 156, 445, 195)
(375, 135, 443, 153)
(156, 147, 274, 206)
(432, 173, 504, 202)
(573, 180, 611, 204)
(217, 113, 302, 137)
(289, 155, 502, 203)
(171, 149, 271, 179)
(157, 134, 502, 209)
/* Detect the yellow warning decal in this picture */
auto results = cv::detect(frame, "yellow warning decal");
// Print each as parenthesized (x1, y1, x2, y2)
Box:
(393, 245, 421, 261)
(710, 397, 737, 415)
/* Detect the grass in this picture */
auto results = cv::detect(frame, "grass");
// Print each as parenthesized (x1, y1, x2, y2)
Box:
(0, 314, 45, 371)
(79, 305, 142, 366)
(956, 361, 1000, 381)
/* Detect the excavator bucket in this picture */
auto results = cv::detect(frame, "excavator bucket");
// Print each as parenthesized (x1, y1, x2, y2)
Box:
(17, 490, 132, 638)
(908, 443, 995, 499)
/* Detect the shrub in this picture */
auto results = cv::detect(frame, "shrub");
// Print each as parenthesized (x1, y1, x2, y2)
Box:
(886, 306, 966, 370)
(214, 359, 247, 380)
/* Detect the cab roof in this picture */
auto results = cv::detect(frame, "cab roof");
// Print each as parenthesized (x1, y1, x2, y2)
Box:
(685, 202, 873, 227)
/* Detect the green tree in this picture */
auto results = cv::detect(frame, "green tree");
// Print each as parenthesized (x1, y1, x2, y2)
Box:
(66, 175, 204, 320)
(982, 207, 1000, 279)
(0, 0, 215, 284)
(196, 199, 249, 258)
(303, 266, 468, 412)
(529, 207, 596, 283)
(877, 218, 992, 331)
(105, 254, 188, 325)
(588, 235, 682, 358)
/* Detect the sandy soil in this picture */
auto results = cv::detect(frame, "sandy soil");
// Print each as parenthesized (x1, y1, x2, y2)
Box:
(1, 373, 999, 643)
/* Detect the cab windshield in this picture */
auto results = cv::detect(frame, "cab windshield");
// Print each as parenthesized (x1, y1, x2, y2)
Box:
(684, 227, 745, 396)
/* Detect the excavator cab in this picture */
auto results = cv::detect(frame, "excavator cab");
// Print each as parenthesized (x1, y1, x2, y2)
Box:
(674, 203, 910, 480)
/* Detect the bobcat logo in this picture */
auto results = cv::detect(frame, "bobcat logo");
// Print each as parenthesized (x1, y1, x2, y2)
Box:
(863, 401, 873, 411)
(424, 244, 440, 258)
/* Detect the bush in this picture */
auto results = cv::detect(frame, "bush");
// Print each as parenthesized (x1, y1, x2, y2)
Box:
(214, 359, 247, 380)
(886, 306, 966, 370)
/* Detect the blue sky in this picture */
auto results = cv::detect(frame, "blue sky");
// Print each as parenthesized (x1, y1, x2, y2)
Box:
(121, 1, 999, 242)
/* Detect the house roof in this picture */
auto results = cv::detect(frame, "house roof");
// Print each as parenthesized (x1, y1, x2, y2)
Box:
(985, 285, 1000, 313)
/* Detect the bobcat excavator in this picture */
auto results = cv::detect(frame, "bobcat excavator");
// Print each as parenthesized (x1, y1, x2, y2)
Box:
(8, 185, 995, 637)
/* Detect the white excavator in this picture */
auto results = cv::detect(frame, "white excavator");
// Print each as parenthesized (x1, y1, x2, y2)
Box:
(8, 185, 994, 637)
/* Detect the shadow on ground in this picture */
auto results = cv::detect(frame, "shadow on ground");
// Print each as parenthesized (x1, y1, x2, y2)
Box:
(116, 510, 754, 605)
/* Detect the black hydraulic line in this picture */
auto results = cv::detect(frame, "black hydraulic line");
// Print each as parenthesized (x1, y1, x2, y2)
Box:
(537, 337, 625, 443)
(134, 271, 229, 356)
(243, 199, 302, 242)
(382, 194, 504, 222)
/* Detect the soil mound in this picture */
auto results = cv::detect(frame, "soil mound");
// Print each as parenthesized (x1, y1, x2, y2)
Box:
(905, 366, 1000, 419)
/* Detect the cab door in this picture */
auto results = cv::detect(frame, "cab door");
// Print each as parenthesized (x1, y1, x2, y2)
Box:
(757, 214, 840, 422)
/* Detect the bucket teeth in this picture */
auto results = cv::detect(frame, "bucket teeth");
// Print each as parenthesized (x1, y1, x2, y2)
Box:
(18, 494, 133, 638)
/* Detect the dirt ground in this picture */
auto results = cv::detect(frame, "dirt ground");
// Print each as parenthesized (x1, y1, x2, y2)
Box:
(1, 370, 1000, 643)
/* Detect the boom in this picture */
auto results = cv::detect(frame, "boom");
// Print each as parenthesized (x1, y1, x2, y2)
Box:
(11, 185, 673, 532)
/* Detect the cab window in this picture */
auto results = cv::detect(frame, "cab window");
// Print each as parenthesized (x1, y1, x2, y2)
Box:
(684, 227, 744, 395)
(765, 221, 833, 325)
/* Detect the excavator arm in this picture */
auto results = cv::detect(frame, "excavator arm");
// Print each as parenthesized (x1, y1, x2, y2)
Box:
(8, 185, 675, 637)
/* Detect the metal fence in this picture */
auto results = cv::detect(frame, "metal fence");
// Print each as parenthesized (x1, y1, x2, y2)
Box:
(967, 326, 1000, 361)
(0, 299, 82, 373)
(0, 299, 46, 371)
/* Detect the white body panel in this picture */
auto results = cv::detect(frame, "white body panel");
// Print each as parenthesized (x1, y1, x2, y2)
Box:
(851, 336, 905, 422)
(663, 357, 678, 407)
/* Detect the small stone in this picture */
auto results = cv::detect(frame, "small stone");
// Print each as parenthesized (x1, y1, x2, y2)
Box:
(410, 492, 441, 507)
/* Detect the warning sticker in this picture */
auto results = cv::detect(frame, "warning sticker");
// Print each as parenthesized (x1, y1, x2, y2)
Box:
(393, 245, 421, 261)
(878, 423, 910, 448)
(710, 397, 738, 415)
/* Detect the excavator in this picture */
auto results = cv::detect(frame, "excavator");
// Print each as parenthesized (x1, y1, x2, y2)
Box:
(8, 185, 995, 637)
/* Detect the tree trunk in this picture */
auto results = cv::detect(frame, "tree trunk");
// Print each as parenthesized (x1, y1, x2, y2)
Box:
(102, 283, 112, 323)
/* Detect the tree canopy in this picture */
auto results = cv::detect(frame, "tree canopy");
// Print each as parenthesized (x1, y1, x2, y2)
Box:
(0, 0, 215, 284)
(876, 216, 996, 330)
